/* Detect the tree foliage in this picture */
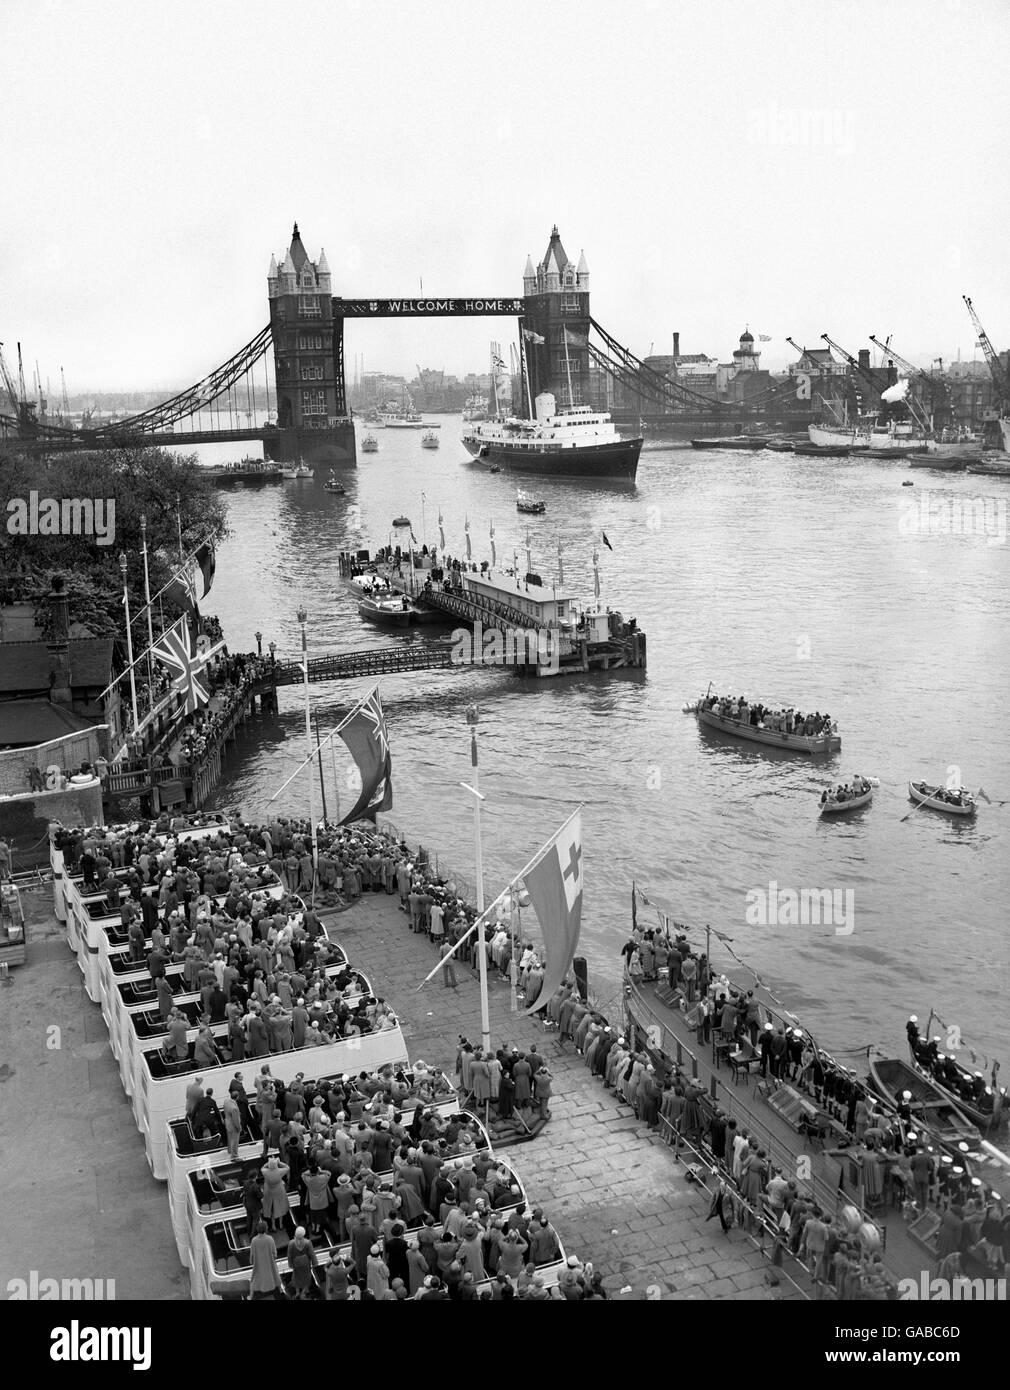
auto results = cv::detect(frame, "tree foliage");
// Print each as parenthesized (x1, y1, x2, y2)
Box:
(0, 447, 229, 636)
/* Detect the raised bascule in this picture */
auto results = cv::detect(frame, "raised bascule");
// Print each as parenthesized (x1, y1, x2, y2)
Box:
(0, 221, 823, 465)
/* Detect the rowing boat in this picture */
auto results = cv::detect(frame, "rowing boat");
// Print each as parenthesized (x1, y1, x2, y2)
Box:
(907, 781, 976, 817)
(907, 1045, 1002, 1134)
(868, 1055, 979, 1149)
(693, 705, 841, 754)
(819, 786, 873, 815)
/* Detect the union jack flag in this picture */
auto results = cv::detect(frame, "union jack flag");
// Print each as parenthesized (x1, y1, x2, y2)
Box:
(150, 620, 224, 715)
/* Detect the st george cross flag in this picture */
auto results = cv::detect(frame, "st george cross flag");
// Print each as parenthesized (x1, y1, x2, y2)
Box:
(338, 685, 393, 825)
(150, 619, 224, 715)
(522, 809, 583, 1015)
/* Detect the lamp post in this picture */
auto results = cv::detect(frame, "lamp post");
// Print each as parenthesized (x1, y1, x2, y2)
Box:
(297, 606, 319, 897)
(119, 553, 139, 733)
(460, 706, 491, 1054)
(255, 630, 263, 657)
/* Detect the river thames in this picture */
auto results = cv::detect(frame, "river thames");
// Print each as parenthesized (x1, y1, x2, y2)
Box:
(174, 422, 1010, 1063)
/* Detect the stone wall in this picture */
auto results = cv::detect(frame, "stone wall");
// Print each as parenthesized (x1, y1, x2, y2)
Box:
(0, 727, 108, 798)
(0, 783, 104, 870)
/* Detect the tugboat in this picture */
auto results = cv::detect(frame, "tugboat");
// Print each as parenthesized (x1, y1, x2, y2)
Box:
(516, 489, 546, 515)
(361, 433, 379, 453)
(421, 430, 439, 449)
(463, 391, 641, 480)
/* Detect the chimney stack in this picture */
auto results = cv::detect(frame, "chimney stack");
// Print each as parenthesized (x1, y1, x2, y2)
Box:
(673, 331, 680, 359)
(858, 348, 870, 371)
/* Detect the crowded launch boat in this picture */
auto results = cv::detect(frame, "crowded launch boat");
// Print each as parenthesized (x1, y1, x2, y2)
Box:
(819, 777, 874, 814)
(516, 489, 546, 514)
(867, 1056, 980, 1151)
(906, 1015, 1006, 1134)
(462, 392, 642, 480)
(360, 432, 379, 453)
(908, 781, 976, 816)
(689, 691, 841, 754)
(421, 430, 439, 449)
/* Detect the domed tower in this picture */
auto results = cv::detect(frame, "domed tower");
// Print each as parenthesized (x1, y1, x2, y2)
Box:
(521, 226, 593, 412)
(732, 327, 760, 372)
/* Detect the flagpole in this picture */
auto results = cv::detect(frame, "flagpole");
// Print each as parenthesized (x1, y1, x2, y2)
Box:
(314, 712, 329, 825)
(119, 553, 139, 734)
(464, 706, 491, 1055)
(297, 606, 319, 897)
(140, 514, 154, 690)
(175, 493, 184, 561)
(329, 728, 341, 824)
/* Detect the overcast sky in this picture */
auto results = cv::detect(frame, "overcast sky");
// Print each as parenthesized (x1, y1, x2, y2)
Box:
(3, 0, 1008, 393)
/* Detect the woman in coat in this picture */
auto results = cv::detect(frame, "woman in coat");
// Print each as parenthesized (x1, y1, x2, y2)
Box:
(366, 1244, 390, 1299)
(249, 1221, 283, 1299)
(288, 1226, 317, 1299)
(261, 1157, 291, 1231)
(497, 1069, 515, 1119)
(470, 1053, 491, 1105)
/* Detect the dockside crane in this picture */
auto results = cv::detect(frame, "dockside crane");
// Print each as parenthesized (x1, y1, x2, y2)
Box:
(0, 340, 38, 434)
(961, 291, 1010, 405)
(868, 335, 954, 429)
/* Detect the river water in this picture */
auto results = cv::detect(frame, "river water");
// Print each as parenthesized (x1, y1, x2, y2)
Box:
(170, 421, 1010, 1063)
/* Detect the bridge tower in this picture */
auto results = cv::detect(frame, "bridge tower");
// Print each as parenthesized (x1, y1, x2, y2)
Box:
(266, 224, 354, 466)
(521, 227, 594, 414)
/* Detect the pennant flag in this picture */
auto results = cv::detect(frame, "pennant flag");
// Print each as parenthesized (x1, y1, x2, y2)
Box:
(464, 516, 472, 561)
(196, 541, 216, 600)
(151, 619, 224, 715)
(338, 685, 393, 825)
(976, 786, 992, 804)
(631, 880, 638, 931)
(522, 809, 583, 1015)
(489, 520, 496, 568)
(438, 510, 445, 551)
(602, 531, 613, 551)
(410, 530, 418, 546)
(163, 562, 198, 613)
(523, 329, 545, 345)
(758, 334, 772, 343)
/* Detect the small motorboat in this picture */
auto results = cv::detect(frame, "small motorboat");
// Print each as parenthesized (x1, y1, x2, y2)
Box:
(908, 1036, 1002, 1134)
(323, 474, 345, 495)
(488, 464, 501, 474)
(902, 480, 914, 487)
(868, 1055, 980, 1150)
(908, 781, 976, 817)
(361, 433, 379, 453)
(516, 489, 546, 515)
(819, 781, 874, 815)
(421, 430, 439, 449)
(392, 516, 412, 529)
(358, 594, 415, 628)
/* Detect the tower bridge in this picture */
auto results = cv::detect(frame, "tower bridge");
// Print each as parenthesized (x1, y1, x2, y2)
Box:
(1, 221, 817, 464)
